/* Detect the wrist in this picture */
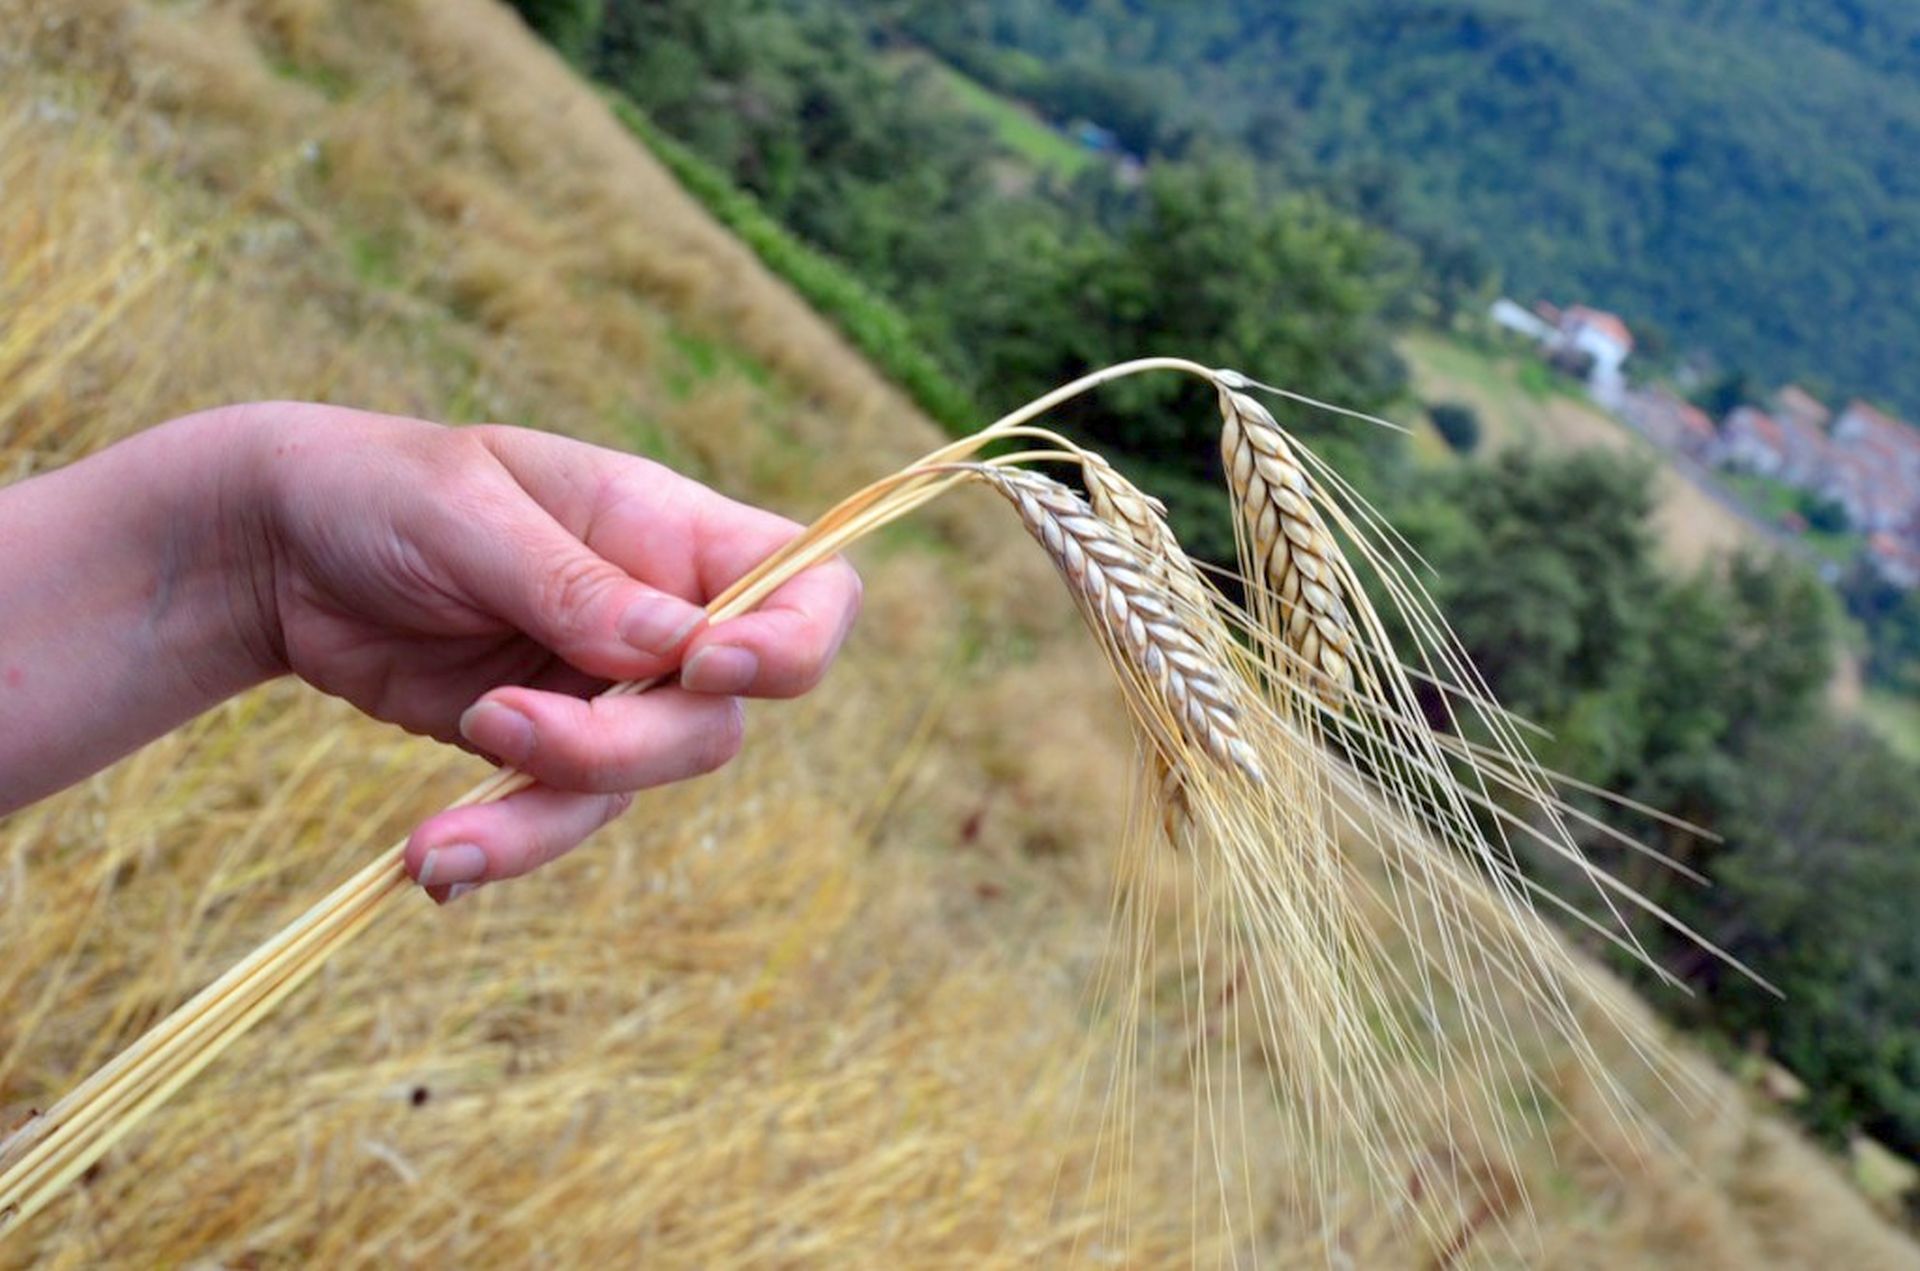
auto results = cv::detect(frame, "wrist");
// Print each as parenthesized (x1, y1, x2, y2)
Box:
(141, 405, 290, 691)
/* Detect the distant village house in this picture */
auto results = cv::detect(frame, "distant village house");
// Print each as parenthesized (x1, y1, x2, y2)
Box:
(1816, 400, 1920, 533)
(1772, 385, 1832, 437)
(1766, 386, 1835, 488)
(1489, 298, 1554, 343)
(1488, 297, 1633, 403)
(1834, 400, 1920, 478)
(1554, 305, 1634, 394)
(1621, 388, 1717, 463)
(1721, 406, 1787, 478)
(1487, 300, 1920, 584)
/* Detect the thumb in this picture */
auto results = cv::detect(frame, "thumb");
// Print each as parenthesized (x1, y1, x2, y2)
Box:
(442, 495, 708, 682)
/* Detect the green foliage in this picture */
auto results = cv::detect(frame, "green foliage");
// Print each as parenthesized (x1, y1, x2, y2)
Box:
(571, 0, 1412, 551)
(1408, 452, 1834, 811)
(950, 158, 1410, 472)
(1861, 689, 1920, 765)
(1393, 450, 1920, 1155)
(904, 53, 1093, 177)
(503, 0, 604, 61)
(1799, 491, 1849, 536)
(1692, 369, 1763, 421)
(1513, 360, 1562, 401)
(1407, 450, 1665, 720)
(895, 0, 1920, 419)
(1845, 568, 1920, 693)
(1705, 722, 1920, 1157)
(1426, 401, 1481, 453)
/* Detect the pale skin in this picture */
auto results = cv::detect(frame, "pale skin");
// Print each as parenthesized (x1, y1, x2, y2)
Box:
(0, 403, 861, 902)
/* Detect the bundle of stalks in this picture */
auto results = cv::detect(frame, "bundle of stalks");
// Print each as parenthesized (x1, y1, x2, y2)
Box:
(0, 357, 1747, 1252)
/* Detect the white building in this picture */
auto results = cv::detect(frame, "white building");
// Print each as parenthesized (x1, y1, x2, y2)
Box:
(1503, 300, 1635, 405)
(1556, 305, 1634, 395)
(1721, 406, 1787, 478)
(1489, 297, 1553, 342)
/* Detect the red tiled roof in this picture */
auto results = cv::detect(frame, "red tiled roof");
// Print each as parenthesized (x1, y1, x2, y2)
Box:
(1867, 532, 1920, 568)
(1773, 384, 1832, 432)
(1775, 413, 1829, 456)
(1564, 305, 1634, 351)
(1844, 399, 1904, 431)
(1830, 451, 1875, 485)
(1729, 406, 1784, 451)
(1677, 402, 1715, 440)
(1839, 399, 1920, 451)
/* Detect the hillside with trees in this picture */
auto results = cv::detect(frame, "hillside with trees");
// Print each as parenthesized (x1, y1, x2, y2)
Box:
(888, 0, 1920, 418)
(576, 0, 1419, 561)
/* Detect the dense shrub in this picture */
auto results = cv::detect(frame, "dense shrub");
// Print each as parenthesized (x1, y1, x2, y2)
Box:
(1427, 400, 1481, 453)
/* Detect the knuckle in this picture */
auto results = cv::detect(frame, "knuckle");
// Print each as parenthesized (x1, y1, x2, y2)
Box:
(438, 426, 504, 480)
(539, 555, 615, 650)
(563, 731, 624, 793)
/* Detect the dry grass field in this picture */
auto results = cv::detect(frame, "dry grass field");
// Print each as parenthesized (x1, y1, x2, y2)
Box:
(2, 0, 1916, 1265)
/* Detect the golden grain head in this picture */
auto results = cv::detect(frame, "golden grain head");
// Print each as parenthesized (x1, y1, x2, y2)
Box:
(970, 464, 1264, 786)
(1217, 382, 1357, 699)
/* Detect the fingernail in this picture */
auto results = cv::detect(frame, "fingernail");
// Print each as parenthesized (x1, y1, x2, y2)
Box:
(683, 645, 758, 694)
(460, 700, 534, 764)
(444, 882, 479, 905)
(620, 594, 704, 657)
(419, 842, 488, 888)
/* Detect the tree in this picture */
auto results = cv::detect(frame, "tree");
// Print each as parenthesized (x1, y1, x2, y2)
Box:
(1427, 401, 1481, 453)
(504, 0, 603, 60)
(966, 158, 1409, 477)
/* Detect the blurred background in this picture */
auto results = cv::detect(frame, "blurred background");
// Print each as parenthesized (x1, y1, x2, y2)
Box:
(3, 0, 1918, 1264)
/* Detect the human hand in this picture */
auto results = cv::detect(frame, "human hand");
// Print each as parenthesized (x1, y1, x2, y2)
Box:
(228, 403, 860, 901)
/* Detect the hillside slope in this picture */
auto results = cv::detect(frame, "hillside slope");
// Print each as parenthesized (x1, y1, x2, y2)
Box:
(1403, 336, 1760, 569)
(1, 0, 1915, 1264)
(898, 0, 1920, 416)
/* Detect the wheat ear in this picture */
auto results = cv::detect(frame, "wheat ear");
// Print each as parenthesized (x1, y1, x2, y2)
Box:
(968, 464, 1262, 788)
(1218, 383, 1357, 699)
(1079, 453, 1216, 623)
(1078, 452, 1227, 837)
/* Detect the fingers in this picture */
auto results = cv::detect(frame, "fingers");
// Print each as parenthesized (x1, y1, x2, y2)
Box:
(464, 506, 714, 687)
(406, 785, 634, 902)
(681, 556, 863, 698)
(404, 684, 745, 901)
(471, 425, 847, 611)
(470, 427, 864, 700)
(458, 684, 744, 793)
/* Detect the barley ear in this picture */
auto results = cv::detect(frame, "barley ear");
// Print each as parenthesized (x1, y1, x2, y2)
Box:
(972, 465, 1263, 787)
(1217, 383, 1357, 701)
(1079, 452, 1215, 621)
(1078, 451, 1220, 841)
